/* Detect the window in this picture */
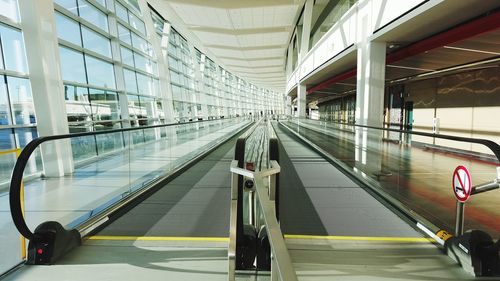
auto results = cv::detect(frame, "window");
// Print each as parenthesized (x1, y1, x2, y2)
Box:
(128, 12, 146, 35)
(54, 0, 78, 15)
(59, 46, 87, 84)
(131, 32, 148, 54)
(94, 0, 106, 8)
(78, 0, 108, 32)
(89, 88, 120, 121)
(55, 12, 82, 46)
(0, 0, 20, 23)
(123, 68, 138, 93)
(82, 26, 111, 57)
(0, 77, 10, 125)
(120, 46, 134, 67)
(64, 85, 91, 123)
(85, 55, 115, 88)
(136, 72, 152, 96)
(7, 76, 35, 125)
(0, 24, 28, 73)
(117, 24, 132, 45)
(134, 52, 154, 74)
(115, 2, 129, 23)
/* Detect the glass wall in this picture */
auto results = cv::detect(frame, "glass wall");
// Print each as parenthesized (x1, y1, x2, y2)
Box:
(115, 0, 163, 126)
(167, 28, 197, 122)
(54, 0, 164, 161)
(0, 4, 40, 187)
(0, 0, 40, 274)
(2, 0, 286, 167)
(151, 8, 285, 122)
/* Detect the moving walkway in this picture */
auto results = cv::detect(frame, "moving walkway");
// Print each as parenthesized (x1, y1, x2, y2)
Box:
(3, 117, 500, 280)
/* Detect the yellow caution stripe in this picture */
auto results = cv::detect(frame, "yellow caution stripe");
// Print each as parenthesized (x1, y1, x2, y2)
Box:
(87, 236, 229, 242)
(284, 234, 435, 243)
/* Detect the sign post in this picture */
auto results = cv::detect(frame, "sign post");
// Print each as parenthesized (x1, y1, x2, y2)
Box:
(452, 165, 472, 236)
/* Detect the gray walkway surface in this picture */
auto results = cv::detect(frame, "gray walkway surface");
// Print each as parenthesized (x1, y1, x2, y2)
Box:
(273, 123, 423, 237)
(97, 133, 238, 237)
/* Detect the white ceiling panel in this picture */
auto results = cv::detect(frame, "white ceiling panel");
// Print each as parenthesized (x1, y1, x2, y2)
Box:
(193, 31, 240, 47)
(228, 5, 299, 29)
(237, 32, 289, 47)
(164, 0, 303, 91)
(230, 66, 284, 72)
(243, 48, 284, 58)
(169, 3, 233, 29)
(248, 59, 285, 67)
(209, 48, 246, 58)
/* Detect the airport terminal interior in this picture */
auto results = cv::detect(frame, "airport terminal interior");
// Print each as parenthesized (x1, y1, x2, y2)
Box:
(0, 0, 500, 280)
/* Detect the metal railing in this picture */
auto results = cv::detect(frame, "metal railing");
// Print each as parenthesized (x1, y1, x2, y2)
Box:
(8, 117, 251, 265)
(229, 159, 297, 281)
(455, 167, 500, 236)
(290, 117, 500, 161)
(228, 119, 297, 280)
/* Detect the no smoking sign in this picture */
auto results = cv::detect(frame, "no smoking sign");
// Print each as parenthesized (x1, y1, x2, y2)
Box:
(452, 165, 472, 202)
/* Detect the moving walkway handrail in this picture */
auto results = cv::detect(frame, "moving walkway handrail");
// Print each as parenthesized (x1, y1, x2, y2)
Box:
(290, 117, 500, 162)
(229, 159, 297, 281)
(9, 117, 245, 241)
(229, 118, 262, 272)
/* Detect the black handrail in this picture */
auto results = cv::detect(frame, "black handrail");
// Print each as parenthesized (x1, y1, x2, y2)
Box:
(234, 120, 261, 270)
(291, 118, 500, 162)
(9, 117, 242, 241)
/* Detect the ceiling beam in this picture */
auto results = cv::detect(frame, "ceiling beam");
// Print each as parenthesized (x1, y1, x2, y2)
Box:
(206, 44, 287, 50)
(218, 56, 284, 61)
(167, 0, 301, 9)
(189, 26, 290, 35)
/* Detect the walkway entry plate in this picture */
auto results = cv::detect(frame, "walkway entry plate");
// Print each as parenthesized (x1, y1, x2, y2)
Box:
(452, 165, 472, 202)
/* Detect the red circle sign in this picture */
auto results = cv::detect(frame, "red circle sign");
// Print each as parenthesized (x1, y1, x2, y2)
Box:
(452, 165, 472, 202)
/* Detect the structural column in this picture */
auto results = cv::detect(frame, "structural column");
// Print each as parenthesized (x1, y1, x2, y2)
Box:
(19, 0, 73, 177)
(355, 39, 386, 173)
(138, 0, 175, 123)
(297, 84, 307, 118)
(295, 0, 314, 119)
(355, 40, 386, 127)
(190, 44, 208, 120)
(299, 0, 314, 62)
(354, 3, 387, 175)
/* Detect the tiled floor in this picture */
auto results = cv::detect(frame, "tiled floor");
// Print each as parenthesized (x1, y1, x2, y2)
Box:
(288, 238, 474, 281)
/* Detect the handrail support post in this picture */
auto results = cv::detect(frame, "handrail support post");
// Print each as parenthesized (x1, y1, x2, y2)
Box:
(455, 201, 465, 236)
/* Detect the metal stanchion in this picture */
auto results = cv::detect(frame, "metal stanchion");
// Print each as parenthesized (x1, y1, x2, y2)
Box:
(454, 201, 465, 236)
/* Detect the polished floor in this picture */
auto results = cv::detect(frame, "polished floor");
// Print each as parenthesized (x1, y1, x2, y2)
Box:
(274, 123, 423, 237)
(282, 119, 500, 238)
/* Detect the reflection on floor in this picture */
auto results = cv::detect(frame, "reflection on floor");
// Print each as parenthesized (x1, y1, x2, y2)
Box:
(282, 120, 500, 238)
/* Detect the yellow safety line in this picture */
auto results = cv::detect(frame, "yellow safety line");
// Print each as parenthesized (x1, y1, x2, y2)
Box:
(89, 235, 434, 243)
(0, 148, 21, 156)
(2, 148, 27, 259)
(284, 234, 435, 243)
(88, 236, 229, 242)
